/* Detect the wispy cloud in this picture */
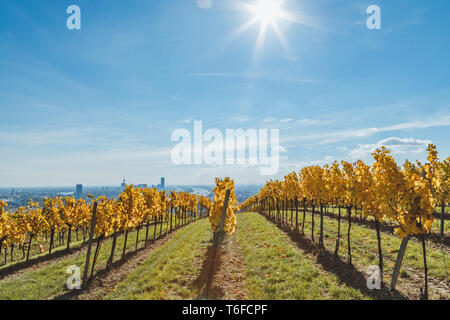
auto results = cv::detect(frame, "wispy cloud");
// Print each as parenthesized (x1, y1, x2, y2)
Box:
(279, 156, 335, 172)
(196, 0, 213, 10)
(283, 116, 450, 145)
(181, 72, 320, 84)
(233, 116, 252, 123)
(349, 137, 432, 159)
(297, 119, 329, 126)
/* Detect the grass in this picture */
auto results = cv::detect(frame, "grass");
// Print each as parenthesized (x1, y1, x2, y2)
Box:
(269, 209, 450, 283)
(0, 218, 186, 300)
(0, 209, 446, 300)
(0, 231, 87, 270)
(236, 212, 370, 300)
(0, 219, 179, 270)
(106, 218, 212, 300)
(432, 219, 450, 234)
(110, 212, 372, 300)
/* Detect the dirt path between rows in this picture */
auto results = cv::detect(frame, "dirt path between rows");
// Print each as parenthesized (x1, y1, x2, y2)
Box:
(192, 234, 248, 300)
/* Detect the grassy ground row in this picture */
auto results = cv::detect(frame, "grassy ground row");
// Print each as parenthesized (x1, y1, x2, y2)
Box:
(0, 217, 193, 300)
(1, 230, 88, 270)
(0, 218, 181, 270)
(235, 212, 369, 299)
(266, 209, 449, 282)
(108, 212, 370, 300)
(1, 211, 447, 300)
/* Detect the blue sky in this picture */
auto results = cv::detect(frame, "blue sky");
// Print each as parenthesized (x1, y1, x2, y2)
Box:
(0, 0, 449, 187)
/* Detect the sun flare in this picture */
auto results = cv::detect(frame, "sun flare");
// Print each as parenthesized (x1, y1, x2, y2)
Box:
(251, 0, 283, 24)
(221, 0, 306, 65)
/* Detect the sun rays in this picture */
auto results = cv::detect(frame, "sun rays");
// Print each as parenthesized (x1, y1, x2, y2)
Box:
(236, 0, 299, 66)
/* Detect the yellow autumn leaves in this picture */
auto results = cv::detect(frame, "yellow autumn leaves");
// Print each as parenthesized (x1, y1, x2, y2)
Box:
(240, 144, 449, 239)
(209, 177, 238, 236)
(0, 185, 205, 249)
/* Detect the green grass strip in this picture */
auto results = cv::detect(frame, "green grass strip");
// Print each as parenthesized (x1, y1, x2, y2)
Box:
(106, 218, 212, 300)
(236, 212, 370, 300)
(0, 218, 182, 300)
(272, 210, 449, 282)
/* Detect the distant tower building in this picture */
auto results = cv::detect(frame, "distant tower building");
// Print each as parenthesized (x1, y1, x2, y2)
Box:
(75, 184, 83, 199)
(121, 178, 126, 190)
(160, 177, 165, 189)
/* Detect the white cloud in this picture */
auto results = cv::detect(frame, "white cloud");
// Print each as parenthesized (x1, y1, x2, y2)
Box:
(264, 118, 277, 123)
(283, 115, 450, 145)
(279, 157, 333, 172)
(280, 118, 293, 123)
(181, 72, 319, 84)
(274, 145, 287, 153)
(349, 137, 433, 159)
(297, 118, 328, 126)
(234, 116, 252, 123)
(196, 0, 213, 10)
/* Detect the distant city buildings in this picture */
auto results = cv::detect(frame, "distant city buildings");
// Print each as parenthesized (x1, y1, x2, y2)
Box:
(120, 177, 165, 190)
(147, 177, 166, 190)
(75, 184, 83, 199)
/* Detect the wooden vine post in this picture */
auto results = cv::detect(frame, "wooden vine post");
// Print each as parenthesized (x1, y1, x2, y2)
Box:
(82, 202, 98, 284)
(440, 202, 445, 239)
(205, 189, 230, 297)
(390, 236, 409, 291)
(213, 189, 231, 249)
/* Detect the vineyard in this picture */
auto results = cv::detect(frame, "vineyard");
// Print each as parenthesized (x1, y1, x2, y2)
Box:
(0, 145, 448, 300)
(238, 144, 449, 299)
(0, 187, 210, 268)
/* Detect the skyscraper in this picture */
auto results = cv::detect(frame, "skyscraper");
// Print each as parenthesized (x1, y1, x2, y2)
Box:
(121, 178, 126, 190)
(75, 184, 83, 199)
(160, 177, 165, 189)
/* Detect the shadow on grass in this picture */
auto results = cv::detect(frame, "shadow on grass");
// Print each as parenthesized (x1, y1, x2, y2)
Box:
(0, 220, 197, 281)
(320, 209, 450, 247)
(193, 243, 225, 300)
(270, 209, 449, 250)
(51, 220, 199, 300)
(0, 244, 88, 281)
(261, 213, 409, 300)
(52, 246, 145, 300)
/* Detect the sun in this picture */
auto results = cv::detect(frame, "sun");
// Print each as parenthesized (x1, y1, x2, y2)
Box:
(219, 0, 309, 65)
(243, 0, 293, 62)
(250, 0, 283, 24)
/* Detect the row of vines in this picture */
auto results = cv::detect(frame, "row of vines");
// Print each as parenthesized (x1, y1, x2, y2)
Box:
(0, 186, 212, 270)
(239, 144, 449, 299)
